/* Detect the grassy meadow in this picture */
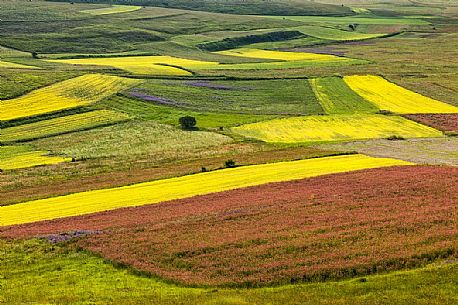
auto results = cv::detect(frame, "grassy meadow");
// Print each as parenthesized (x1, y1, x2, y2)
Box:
(0, 0, 457, 303)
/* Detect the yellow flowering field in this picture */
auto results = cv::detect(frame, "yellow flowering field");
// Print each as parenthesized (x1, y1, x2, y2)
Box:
(0, 60, 38, 69)
(48, 56, 219, 75)
(0, 74, 140, 121)
(0, 154, 412, 226)
(216, 48, 351, 62)
(80, 5, 142, 15)
(0, 110, 130, 143)
(0, 146, 70, 171)
(344, 75, 458, 114)
(232, 115, 443, 143)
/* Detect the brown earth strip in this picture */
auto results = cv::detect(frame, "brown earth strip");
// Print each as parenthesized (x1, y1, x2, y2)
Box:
(3, 166, 456, 287)
(404, 114, 458, 132)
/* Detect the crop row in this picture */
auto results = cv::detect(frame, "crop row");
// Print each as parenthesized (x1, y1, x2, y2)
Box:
(4, 166, 456, 286)
(0, 154, 412, 226)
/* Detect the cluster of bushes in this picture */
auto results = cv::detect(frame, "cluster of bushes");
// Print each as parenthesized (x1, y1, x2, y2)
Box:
(197, 31, 305, 52)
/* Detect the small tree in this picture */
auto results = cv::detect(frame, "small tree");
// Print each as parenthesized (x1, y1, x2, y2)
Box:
(31, 52, 39, 59)
(179, 116, 197, 130)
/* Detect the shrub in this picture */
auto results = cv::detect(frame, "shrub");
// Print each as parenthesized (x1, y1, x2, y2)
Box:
(224, 159, 236, 168)
(387, 135, 405, 141)
(179, 116, 197, 130)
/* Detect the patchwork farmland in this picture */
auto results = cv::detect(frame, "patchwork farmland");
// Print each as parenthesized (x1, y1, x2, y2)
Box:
(0, 0, 456, 304)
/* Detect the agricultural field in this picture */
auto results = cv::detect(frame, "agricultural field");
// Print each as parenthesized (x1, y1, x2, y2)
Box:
(233, 115, 444, 143)
(0, 60, 38, 69)
(127, 78, 323, 115)
(0, 146, 70, 171)
(47, 56, 219, 75)
(0, 110, 130, 143)
(310, 76, 378, 114)
(1, 0, 457, 303)
(0, 154, 411, 226)
(403, 114, 458, 133)
(80, 5, 142, 15)
(344, 75, 458, 114)
(0, 74, 140, 120)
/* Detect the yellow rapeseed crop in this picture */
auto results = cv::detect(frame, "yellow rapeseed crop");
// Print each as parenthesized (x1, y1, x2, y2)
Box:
(48, 56, 219, 75)
(80, 5, 142, 15)
(0, 74, 140, 121)
(232, 115, 443, 143)
(0, 60, 38, 69)
(344, 75, 458, 114)
(216, 48, 350, 62)
(0, 154, 413, 226)
(0, 146, 70, 171)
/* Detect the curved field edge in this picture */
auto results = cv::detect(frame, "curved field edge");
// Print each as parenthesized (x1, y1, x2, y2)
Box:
(2, 166, 456, 287)
(80, 5, 142, 15)
(0, 154, 413, 226)
(0, 238, 456, 305)
(0, 74, 141, 121)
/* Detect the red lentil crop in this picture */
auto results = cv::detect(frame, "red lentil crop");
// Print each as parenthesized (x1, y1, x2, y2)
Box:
(3, 166, 457, 287)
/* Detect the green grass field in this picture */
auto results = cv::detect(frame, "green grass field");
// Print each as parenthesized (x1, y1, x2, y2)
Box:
(129, 78, 323, 115)
(1, 238, 456, 305)
(97, 95, 278, 128)
(32, 120, 233, 159)
(310, 76, 379, 114)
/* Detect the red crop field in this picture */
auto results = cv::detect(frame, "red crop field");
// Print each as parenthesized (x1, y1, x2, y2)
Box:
(3, 166, 457, 286)
(404, 114, 458, 132)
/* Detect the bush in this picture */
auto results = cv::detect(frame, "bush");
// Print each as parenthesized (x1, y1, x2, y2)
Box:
(179, 116, 197, 130)
(386, 135, 405, 141)
(224, 160, 236, 168)
(377, 109, 394, 115)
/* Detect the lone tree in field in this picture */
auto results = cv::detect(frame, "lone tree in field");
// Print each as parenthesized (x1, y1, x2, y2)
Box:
(179, 116, 197, 130)
(31, 52, 39, 59)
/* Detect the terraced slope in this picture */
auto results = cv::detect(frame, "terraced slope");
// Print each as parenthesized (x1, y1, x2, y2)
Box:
(0, 154, 412, 226)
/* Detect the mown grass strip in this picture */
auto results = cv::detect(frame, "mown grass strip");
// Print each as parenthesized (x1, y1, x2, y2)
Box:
(233, 115, 444, 143)
(0, 74, 140, 121)
(310, 77, 378, 114)
(0, 110, 130, 143)
(0, 146, 70, 171)
(0, 154, 412, 226)
(344, 75, 458, 114)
